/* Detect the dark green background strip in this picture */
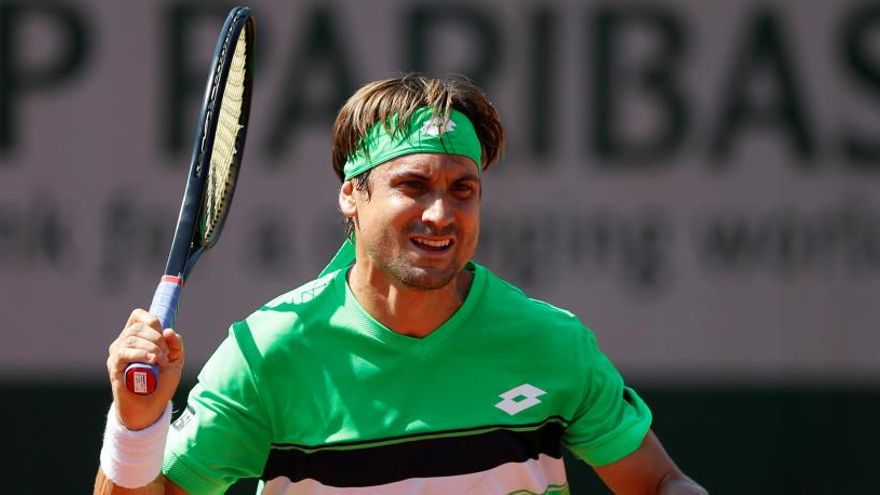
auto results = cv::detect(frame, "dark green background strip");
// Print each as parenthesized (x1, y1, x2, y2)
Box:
(8, 382, 875, 494)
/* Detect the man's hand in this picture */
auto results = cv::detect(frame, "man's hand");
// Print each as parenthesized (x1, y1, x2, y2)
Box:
(659, 474, 709, 495)
(107, 308, 185, 430)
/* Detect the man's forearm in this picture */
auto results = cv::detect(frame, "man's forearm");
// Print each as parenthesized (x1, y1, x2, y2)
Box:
(94, 469, 169, 495)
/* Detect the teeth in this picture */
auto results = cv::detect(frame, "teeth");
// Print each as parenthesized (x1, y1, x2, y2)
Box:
(414, 238, 451, 248)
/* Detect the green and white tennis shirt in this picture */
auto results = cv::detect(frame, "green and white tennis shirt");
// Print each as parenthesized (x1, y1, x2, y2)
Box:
(163, 262, 652, 494)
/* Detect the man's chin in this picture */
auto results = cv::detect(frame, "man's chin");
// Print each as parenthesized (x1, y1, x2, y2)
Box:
(395, 266, 460, 291)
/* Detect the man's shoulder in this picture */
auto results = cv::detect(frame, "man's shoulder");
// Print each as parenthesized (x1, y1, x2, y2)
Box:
(260, 270, 340, 312)
(201, 272, 344, 391)
(239, 270, 342, 338)
(479, 264, 584, 330)
(475, 266, 595, 368)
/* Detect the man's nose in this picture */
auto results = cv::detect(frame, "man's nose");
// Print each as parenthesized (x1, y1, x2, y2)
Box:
(422, 195, 453, 228)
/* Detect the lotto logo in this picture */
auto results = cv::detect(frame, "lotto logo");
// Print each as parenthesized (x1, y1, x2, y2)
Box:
(420, 116, 456, 136)
(495, 384, 547, 416)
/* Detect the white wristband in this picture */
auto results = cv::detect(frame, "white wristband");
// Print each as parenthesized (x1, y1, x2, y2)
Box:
(99, 402, 172, 488)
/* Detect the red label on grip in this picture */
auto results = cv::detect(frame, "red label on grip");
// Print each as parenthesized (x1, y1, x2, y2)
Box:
(125, 367, 157, 395)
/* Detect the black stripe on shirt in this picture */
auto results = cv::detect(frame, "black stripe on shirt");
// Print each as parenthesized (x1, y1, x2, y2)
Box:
(261, 420, 565, 487)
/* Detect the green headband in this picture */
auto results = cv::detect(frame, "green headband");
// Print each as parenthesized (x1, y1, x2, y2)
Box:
(343, 107, 483, 180)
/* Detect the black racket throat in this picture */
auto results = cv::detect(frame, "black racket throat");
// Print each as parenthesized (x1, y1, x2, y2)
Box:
(164, 177, 206, 280)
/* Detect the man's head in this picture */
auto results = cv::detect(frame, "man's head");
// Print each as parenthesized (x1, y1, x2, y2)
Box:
(331, 74, 505, 184)
(331, 74, 505, 290)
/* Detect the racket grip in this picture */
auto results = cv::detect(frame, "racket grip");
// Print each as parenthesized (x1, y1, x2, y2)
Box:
(123, 276, 183, 395)
(148, 275, 183, 330)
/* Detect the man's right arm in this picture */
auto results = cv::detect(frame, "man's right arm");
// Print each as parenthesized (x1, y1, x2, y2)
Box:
(93, 309, 187, 495)
(94, 471, 186, 495)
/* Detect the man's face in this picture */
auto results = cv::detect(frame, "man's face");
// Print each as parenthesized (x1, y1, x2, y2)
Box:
(343, 153, 481, 291)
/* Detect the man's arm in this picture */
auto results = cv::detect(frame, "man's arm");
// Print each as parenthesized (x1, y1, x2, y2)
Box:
(93, 471, 187, 495)
(594, 430, 707, 495)
(93, 309, 186, 495)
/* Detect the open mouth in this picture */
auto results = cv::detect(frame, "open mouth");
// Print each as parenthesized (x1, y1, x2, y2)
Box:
(411, 237, 453, 252)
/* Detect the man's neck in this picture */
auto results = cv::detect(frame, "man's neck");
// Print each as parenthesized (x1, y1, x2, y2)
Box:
(347, 263, 473, 338)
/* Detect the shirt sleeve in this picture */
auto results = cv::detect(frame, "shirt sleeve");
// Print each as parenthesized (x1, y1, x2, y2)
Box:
(163, 322, 273, 495)
(563, 328, 652, 467)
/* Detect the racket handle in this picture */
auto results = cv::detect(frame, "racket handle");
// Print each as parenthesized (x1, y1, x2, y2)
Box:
(148, 275, 184, 329)
(123, 276, 183, 395)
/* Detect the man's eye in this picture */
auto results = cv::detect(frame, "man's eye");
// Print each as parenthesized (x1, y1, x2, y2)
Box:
(399, 181, 426, 192)
(453, 183, 476, 196)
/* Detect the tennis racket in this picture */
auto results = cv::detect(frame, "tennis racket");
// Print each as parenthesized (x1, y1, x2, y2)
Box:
(124, 6, 256, 395)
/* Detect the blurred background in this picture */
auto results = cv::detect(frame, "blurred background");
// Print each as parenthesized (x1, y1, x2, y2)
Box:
(2, 0, 879, 493)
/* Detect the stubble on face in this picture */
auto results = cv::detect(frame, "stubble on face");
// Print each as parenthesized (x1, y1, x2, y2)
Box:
(369, 221, 474, 291)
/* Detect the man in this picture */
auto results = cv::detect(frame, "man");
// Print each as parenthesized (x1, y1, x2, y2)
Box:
(95, 75, 707, 494)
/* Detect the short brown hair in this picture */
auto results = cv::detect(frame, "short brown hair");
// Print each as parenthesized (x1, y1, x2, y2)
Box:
(331, 74, 505, 181)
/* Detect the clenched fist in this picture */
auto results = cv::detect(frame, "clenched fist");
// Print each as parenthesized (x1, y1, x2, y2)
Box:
(107, 309, 185, 430)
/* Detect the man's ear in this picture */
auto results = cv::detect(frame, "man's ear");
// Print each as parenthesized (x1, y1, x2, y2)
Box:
(339, 180, 356, 218)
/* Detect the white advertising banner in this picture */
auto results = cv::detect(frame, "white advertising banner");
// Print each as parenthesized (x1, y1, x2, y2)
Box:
(2, 0, 879, 382)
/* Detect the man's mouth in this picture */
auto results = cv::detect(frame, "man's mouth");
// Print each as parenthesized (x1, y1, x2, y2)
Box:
(411, 237, 453, 251)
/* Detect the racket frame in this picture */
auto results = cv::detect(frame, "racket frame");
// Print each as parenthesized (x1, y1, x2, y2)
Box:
(124, 6, 255, 395)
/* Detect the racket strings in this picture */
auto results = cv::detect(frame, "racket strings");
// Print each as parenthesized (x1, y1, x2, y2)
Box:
(202, 28, 247, 244)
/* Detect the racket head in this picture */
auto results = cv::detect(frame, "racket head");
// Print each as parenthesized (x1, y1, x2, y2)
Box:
(165, 6, 255, 279)
(197, 7, 255, 249)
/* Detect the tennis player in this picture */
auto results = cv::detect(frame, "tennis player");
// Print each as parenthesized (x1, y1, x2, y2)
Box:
(95, 75, 707, 494)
